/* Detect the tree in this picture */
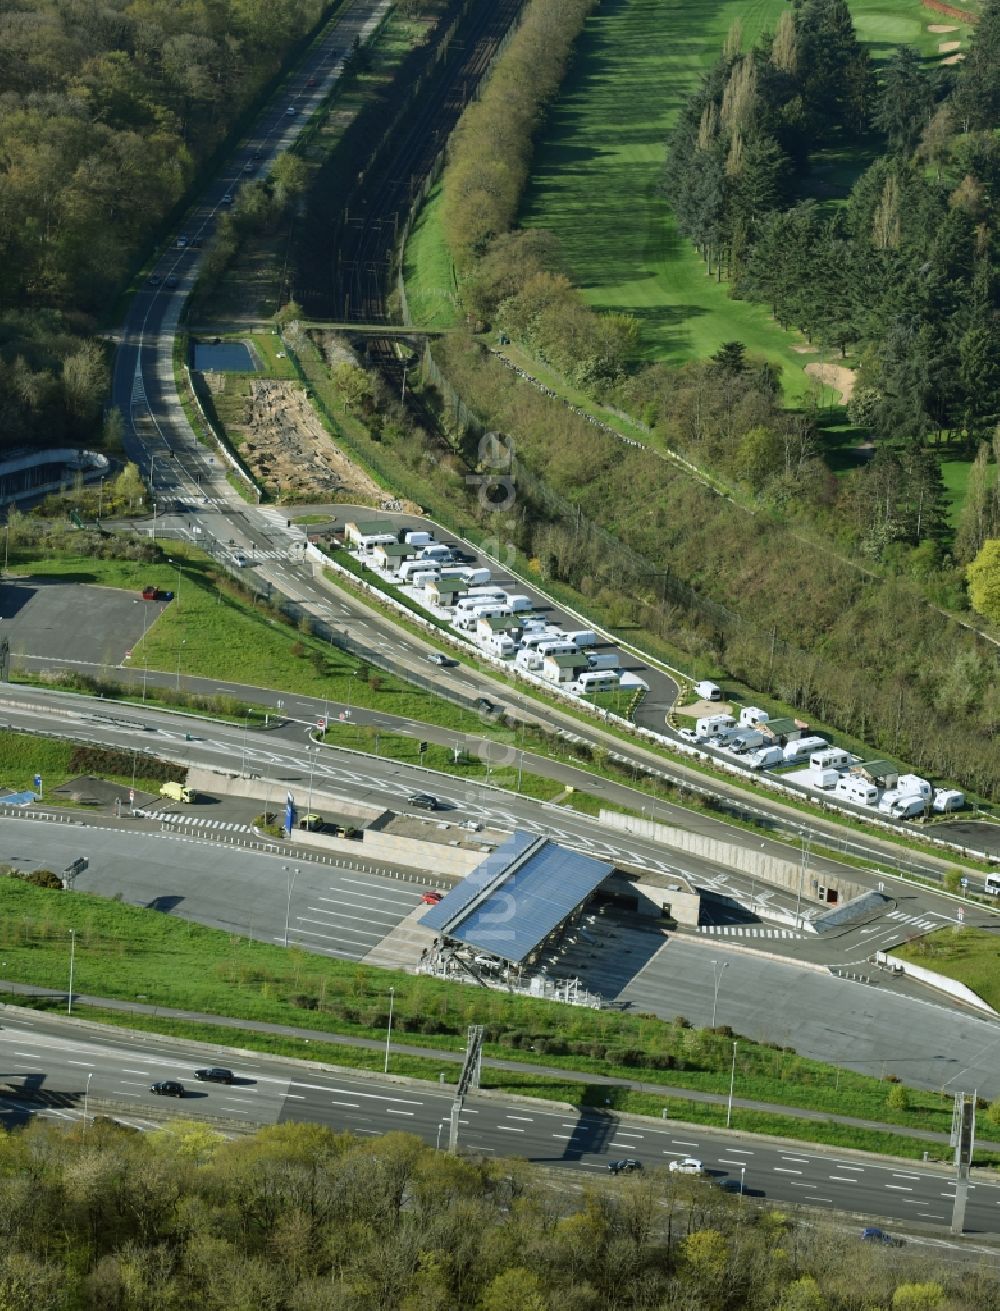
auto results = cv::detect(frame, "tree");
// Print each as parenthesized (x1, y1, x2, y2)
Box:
(779, 1276, 827, 1311)
(874, 46, 933, 152)
(967, 539, 1000, 625)
(891, 1283, 946, 1311)
(953, 0, 1000, 130)
(479, 1267, 548, 1311)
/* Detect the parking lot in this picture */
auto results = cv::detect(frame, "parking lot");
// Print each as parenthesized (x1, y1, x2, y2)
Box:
(0, 580, 169, 667)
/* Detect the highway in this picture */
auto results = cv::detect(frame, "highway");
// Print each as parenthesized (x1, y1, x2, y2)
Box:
(1, 1008, 996, 1235)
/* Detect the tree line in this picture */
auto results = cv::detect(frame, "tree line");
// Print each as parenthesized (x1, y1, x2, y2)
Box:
(0, 1115, 994, 1309)
(0, 0, 327, 453)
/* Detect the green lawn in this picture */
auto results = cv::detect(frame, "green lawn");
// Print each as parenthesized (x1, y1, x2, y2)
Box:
(0, 879, 963, 1140)
(401, 184, 458, 328)
(941, 455, 997, 527)
(893, 926, 1000, 1012)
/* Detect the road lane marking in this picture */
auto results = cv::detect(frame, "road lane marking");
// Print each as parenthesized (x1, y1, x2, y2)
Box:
(385, 1109, 414, 1117)
(829, 1176, 859, 1184)
(773, 1168, 802, 1175)
(497, 1126, 525, 1132)
(892, 1173, 920, 1180)
(718, 1159, 748, 1167)
(885, 1185, 912, 1192)
(505, 1115, 534, 1122)
(615, 1132, 644, 1139)
(66, 1060, 96, 1067)
(330, 1100, 359, 1109)
(122, 1069, 150, 1076)
(672, 1140, 699, 1147)
(284, 1094, 304, 1100)
(781, 1156, 809, 1163)
(790, 1182, 817, 1189)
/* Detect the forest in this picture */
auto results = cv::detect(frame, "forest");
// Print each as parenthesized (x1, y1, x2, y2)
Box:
(0, 1115, 994, 1310)
(0, 0, 327, 452)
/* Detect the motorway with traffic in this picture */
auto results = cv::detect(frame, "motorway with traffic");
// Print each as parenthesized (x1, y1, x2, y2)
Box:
(3, 1008, 999, 1235)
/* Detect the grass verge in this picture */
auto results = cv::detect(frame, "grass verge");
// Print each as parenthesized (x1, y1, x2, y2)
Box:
(893, 927, 1000, 1013)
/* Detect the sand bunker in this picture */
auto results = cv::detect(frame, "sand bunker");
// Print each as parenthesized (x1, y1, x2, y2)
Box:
(804, 362, 855, 404)
(938, 39, 961, 51)
(792, 344, 818, 355)
(941, 52, 965, 63)
(928, 23, 957, 32)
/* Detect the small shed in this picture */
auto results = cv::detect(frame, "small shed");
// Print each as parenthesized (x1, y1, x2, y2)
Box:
(759, 716, 803, 745)
(542, 651, 588, 685)
(854, 759, 900, 789)
(426, 577, 466, 606)
(371, 541, 415, 571)
(344, 518, 390, 545)
(476, 614, 521, 640)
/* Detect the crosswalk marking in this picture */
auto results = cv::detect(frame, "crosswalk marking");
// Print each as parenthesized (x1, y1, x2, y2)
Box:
(886, 910, 937, 932)
(696, 925, 803, 939)
(134, 809, 254, 834)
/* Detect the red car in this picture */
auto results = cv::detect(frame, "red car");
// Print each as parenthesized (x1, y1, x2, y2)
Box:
(306, 76, 318, 87)
(421, 891, 443, 905)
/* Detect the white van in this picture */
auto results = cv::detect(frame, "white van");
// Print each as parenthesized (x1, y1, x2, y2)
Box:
(893, 795, 927, 819)
(565, 630, 598, 648)
(404, 530, 433, 547)
(578, 670, 620, 693)
(419, 544, 452, 562)
(729, 729, 765, 755)
(835, 776, 878, 806)
(459, 567, 491, 586)
(932, 789, 965, 813)
(749, 745, 783, 770)
(503, 595, 534, 613)
(782, 735, 828, 763)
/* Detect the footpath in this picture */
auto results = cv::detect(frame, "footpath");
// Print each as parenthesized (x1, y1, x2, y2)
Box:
(3, 980, 995, 1155)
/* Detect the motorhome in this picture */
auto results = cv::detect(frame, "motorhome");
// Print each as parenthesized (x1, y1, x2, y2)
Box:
(896, 773, 932, 801)
(418, 544, 452, 563)
(738, 706, 769, 728)
(932, 789, 965, 813)
(728, 729, 765, 755)
(892, 795, 927, 819)
(403, 529, 433, 547)
(537, 640, 579, 658)
(812, 768, 840, 790)
(455, 590, 506, 612)
(695, 713, 736, 740)
(809, 748, 850, 772)
(399, 558, 440, 582)
(695, 680, 722, 701)
(577, 670, 620, 694)
(835, 775, 878, 806)
(565, 630, 598, 648)
(459, 567, 492, 586)
(586, 652, 619, 671)
(782, 735, 829, 763)
(502, 595, 534, 613)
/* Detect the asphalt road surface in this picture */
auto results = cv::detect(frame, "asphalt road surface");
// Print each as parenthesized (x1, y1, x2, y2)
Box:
(1, 1009, 996, 1236)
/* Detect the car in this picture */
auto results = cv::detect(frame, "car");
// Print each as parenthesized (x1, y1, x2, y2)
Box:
(176, 235, 188, 249)
(221, 192, 233, 205)
(150, 1081, 185, 1097)
(299, 814, 323, 832)
(252, 149, 263, 160)
(677, 728, 697, 742)
(148, 273, 161, 286)
(426, 652, 456, 667)
(408, 793, 439, 811)
(669, 1156, 703, 1175)
(243, 161, 256, 174)
(286, 106, 297, 116)
(194, 1067, 234, 1084)
(608, 1159, 643, 1175)
(861, 1227, 902, 1246)
(306, 75, 318, 86)
(421, 890, 443, 905)
(165, 274, 179, 289)
(233, 556, 248, 568)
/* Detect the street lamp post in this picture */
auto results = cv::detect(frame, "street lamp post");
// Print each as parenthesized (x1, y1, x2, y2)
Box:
(436, 1120, 447, 1151)
(241, 711, 251, 777)
(97, 478, 105, 521)
(282, 865, 299, 948)
(68, 929, 76, 1015)
(711, 959, 728, 1029)
(168, 556, 181, 607)
(306, 745, 317, 813)
(796, 833, 810, 927)
(175, 637, 186, 691)
(740, 1164, 746, 1200)
(83, 1071, 93, 1136)
(384, 986, 395, 1073)
(727, 1041, 737, 1129)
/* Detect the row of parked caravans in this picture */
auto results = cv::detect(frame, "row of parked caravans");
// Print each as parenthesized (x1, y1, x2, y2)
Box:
(691, 706, 965, 814)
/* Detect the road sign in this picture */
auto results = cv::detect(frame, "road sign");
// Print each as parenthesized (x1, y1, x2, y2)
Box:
(961, 877, 970, 888)
(128, 789, 135, 805)
(317, 717, 327, 732)
(958, 906, 965, 923)
(33, 775, 42, 795)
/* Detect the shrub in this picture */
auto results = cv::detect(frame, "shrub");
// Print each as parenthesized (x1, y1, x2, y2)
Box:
(886, 1083, 910, 1111)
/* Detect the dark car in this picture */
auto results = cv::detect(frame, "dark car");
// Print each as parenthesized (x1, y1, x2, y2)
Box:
(608, 1159, 643, 1175)
(306, 75, 318, 87)
(221, 192, 233, 206)
(861, 1227, 902, 1246)
(148, 272, 161, 286)
(150, 1080, 185, 1097)
(165, 274, 179, 289)
(408, 793, 439, 811)
(194, 1067, 234, 1084)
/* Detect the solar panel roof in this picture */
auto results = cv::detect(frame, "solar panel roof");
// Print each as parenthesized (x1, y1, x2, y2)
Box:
(421, 831, 613, 963)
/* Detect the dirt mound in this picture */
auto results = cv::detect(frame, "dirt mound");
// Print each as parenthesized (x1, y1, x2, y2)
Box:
(804, 362, 855, 404)
(226, 378, 385, 504)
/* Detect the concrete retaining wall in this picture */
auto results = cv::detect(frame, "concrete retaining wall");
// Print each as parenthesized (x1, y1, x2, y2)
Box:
(294, 825, 483, 878)
(886, 954, 998, 1017)
(185, 767, 384, 824)
(599, 810, 868, 909)
(628, 878, 701, 926)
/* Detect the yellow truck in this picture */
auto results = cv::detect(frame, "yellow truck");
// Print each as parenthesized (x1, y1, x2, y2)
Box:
(160, 781, 196, 804)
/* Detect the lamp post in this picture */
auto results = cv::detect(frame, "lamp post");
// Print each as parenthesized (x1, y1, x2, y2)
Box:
(83, 1071, 93, 1136)
(2, 519, 9, 577)
(241, 709, 252, 777)
(740, 1164, 746, 1201)
(384, 986, 395, 1073)
(282, 864, 299, 948)
(167, 556, 181, 607)
(727, 1041, 737, 1129)
(68, 928, 76, 1015)
(97, 478, 105, 521)
(306, 745, 317, 813)
(796, 833, 810, 928)
(436, 1120, 447, 1151)
(175, 637, 186, 691)
(711, 959, 728, 1029)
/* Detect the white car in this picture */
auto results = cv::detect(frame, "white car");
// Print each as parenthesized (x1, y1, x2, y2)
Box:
(669, 1156, 703, 1175)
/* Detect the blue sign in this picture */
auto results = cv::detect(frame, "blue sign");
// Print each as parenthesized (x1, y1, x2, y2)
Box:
(284, 791, 296, 835)
(33, 775, 41, 790)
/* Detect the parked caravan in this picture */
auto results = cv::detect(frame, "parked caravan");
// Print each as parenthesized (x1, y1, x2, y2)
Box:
(523, 629, 563, 651)
(419, 544, 452, 562)
(399, 558, 440, 582)
(503, 595, 534, 613)
(403, 530, 433, 547)
(483, 633, 516, 658)
(515, 649, 542, 671)
(782, 735, 829, 763)
(455, 590, 506, 612)
(695, 713, 736, 740)
(739, 706, 769, 728)
(896, 773, 932, 801)
(749, 745, 784, 770)
(932, 789, 965, 813)
(459, 567, 492, 586)
(835, 776, 878, 806)
(812, 768, 840, 790)
(809, 748, 850, 772)
(537, 640, 578, 657)
(565, 630, 598, 648)
(467, 604, 507, 622)
(695, 680, 722, 700)
(409, 570, 440, 590)
(578, 670, 620, 693)
(878, 789, 900, 815)
(587, 652, 619, 671)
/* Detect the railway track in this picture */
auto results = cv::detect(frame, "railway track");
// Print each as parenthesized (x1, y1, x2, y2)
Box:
(299, 0, 523, 322)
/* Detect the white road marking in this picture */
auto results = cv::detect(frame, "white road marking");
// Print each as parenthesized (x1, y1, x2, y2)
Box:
(497, 1125, 525, 1132)
(774, 1168, 802, 1175)
(385, 1109, 414, 1117)
(329, 1100, 359, 1109)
